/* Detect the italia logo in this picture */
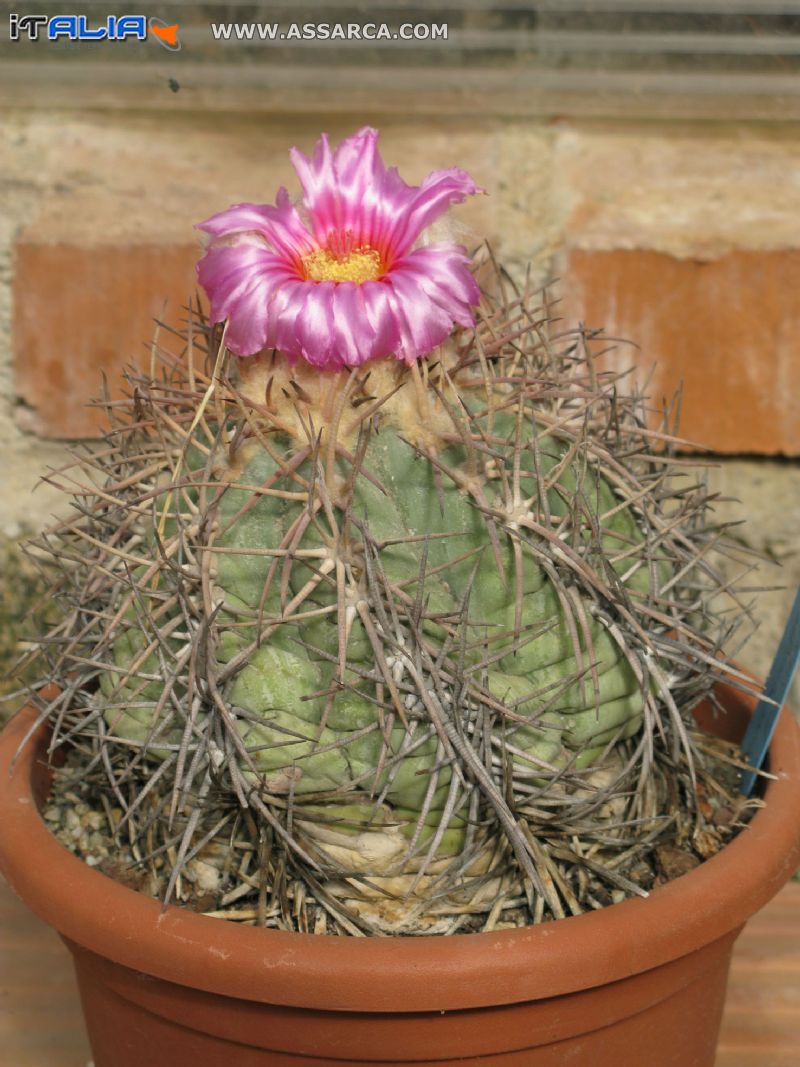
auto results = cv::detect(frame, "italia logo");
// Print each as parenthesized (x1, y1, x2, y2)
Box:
(8, 14, 181, 50)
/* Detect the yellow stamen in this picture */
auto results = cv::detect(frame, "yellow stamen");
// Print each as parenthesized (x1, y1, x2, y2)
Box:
(303, 245, 383, 284)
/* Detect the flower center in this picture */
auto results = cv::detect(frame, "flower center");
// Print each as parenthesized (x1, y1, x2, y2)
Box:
(302, 232, 383, 284)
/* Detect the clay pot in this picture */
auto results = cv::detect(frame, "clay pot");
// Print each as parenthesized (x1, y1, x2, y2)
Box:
(1, 681, 799, 1066)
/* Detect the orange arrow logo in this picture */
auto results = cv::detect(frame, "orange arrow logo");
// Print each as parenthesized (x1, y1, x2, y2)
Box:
(149, 23, 179, 46)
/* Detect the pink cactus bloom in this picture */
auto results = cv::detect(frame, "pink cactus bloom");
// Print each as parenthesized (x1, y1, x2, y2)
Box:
(196, 127, 482, 367)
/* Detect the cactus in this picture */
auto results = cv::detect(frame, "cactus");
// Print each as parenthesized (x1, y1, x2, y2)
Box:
(22, 131, 752, 934)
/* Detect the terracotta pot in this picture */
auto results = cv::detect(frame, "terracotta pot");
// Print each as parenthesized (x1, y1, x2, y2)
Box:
(1, 682, 799, 1067)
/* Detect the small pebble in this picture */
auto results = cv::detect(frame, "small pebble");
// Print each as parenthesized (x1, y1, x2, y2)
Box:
(187, 859, 222, 894)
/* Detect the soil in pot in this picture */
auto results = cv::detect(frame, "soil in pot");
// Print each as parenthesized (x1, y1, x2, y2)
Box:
(42, 718, 759, 934)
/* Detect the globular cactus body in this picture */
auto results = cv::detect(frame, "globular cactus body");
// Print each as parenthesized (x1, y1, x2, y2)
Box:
(33, 279, 744, 932)
(102, 368, 650, 852)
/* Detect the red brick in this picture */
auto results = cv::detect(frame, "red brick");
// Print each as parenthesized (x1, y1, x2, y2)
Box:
(16, 241, 800, 452)
(14, 242, 199, 438)
(560, 248, 800, 455)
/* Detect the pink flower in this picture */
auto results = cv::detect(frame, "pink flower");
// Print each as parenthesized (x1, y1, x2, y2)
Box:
(196, 127, 482, 367)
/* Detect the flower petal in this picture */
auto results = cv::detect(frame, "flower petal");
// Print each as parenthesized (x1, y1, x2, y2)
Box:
(293, 284, 380, 369)
(361, 282, 401, 362)
(196, 241, 297, 357)
(196, 188, 313, 264)
(289, 132, 340, 242)
(331, 283, 375, 368)
(387, 170, 481, 260)
(295, 284, 336, 367)
(327, 129, 410, 255)
(265, 278, 309, 357)
(394, 245, 482, 326)
(290, 127, 399, 244)
(290, 127, 474, 265)
(383, 270, 455, 363)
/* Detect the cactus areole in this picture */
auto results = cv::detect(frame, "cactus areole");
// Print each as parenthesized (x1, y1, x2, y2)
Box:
(23, 128, 757, 935)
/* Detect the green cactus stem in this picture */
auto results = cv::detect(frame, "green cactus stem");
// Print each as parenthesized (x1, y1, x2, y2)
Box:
(24, 262, 753, 933)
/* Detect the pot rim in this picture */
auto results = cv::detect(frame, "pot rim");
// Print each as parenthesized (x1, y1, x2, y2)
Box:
(1, 681, 799, 1014)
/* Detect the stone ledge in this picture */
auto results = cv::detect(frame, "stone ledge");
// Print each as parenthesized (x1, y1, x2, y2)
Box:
(554, 126, 800, 261)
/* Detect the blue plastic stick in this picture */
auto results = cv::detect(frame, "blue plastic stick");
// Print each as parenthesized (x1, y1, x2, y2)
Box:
(739, 587, 800, 796)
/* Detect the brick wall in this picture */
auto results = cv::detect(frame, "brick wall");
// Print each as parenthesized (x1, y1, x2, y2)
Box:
(554, 127, 800, 455)
(7, 115, 800, 450)
(3, 110, 800, 695)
